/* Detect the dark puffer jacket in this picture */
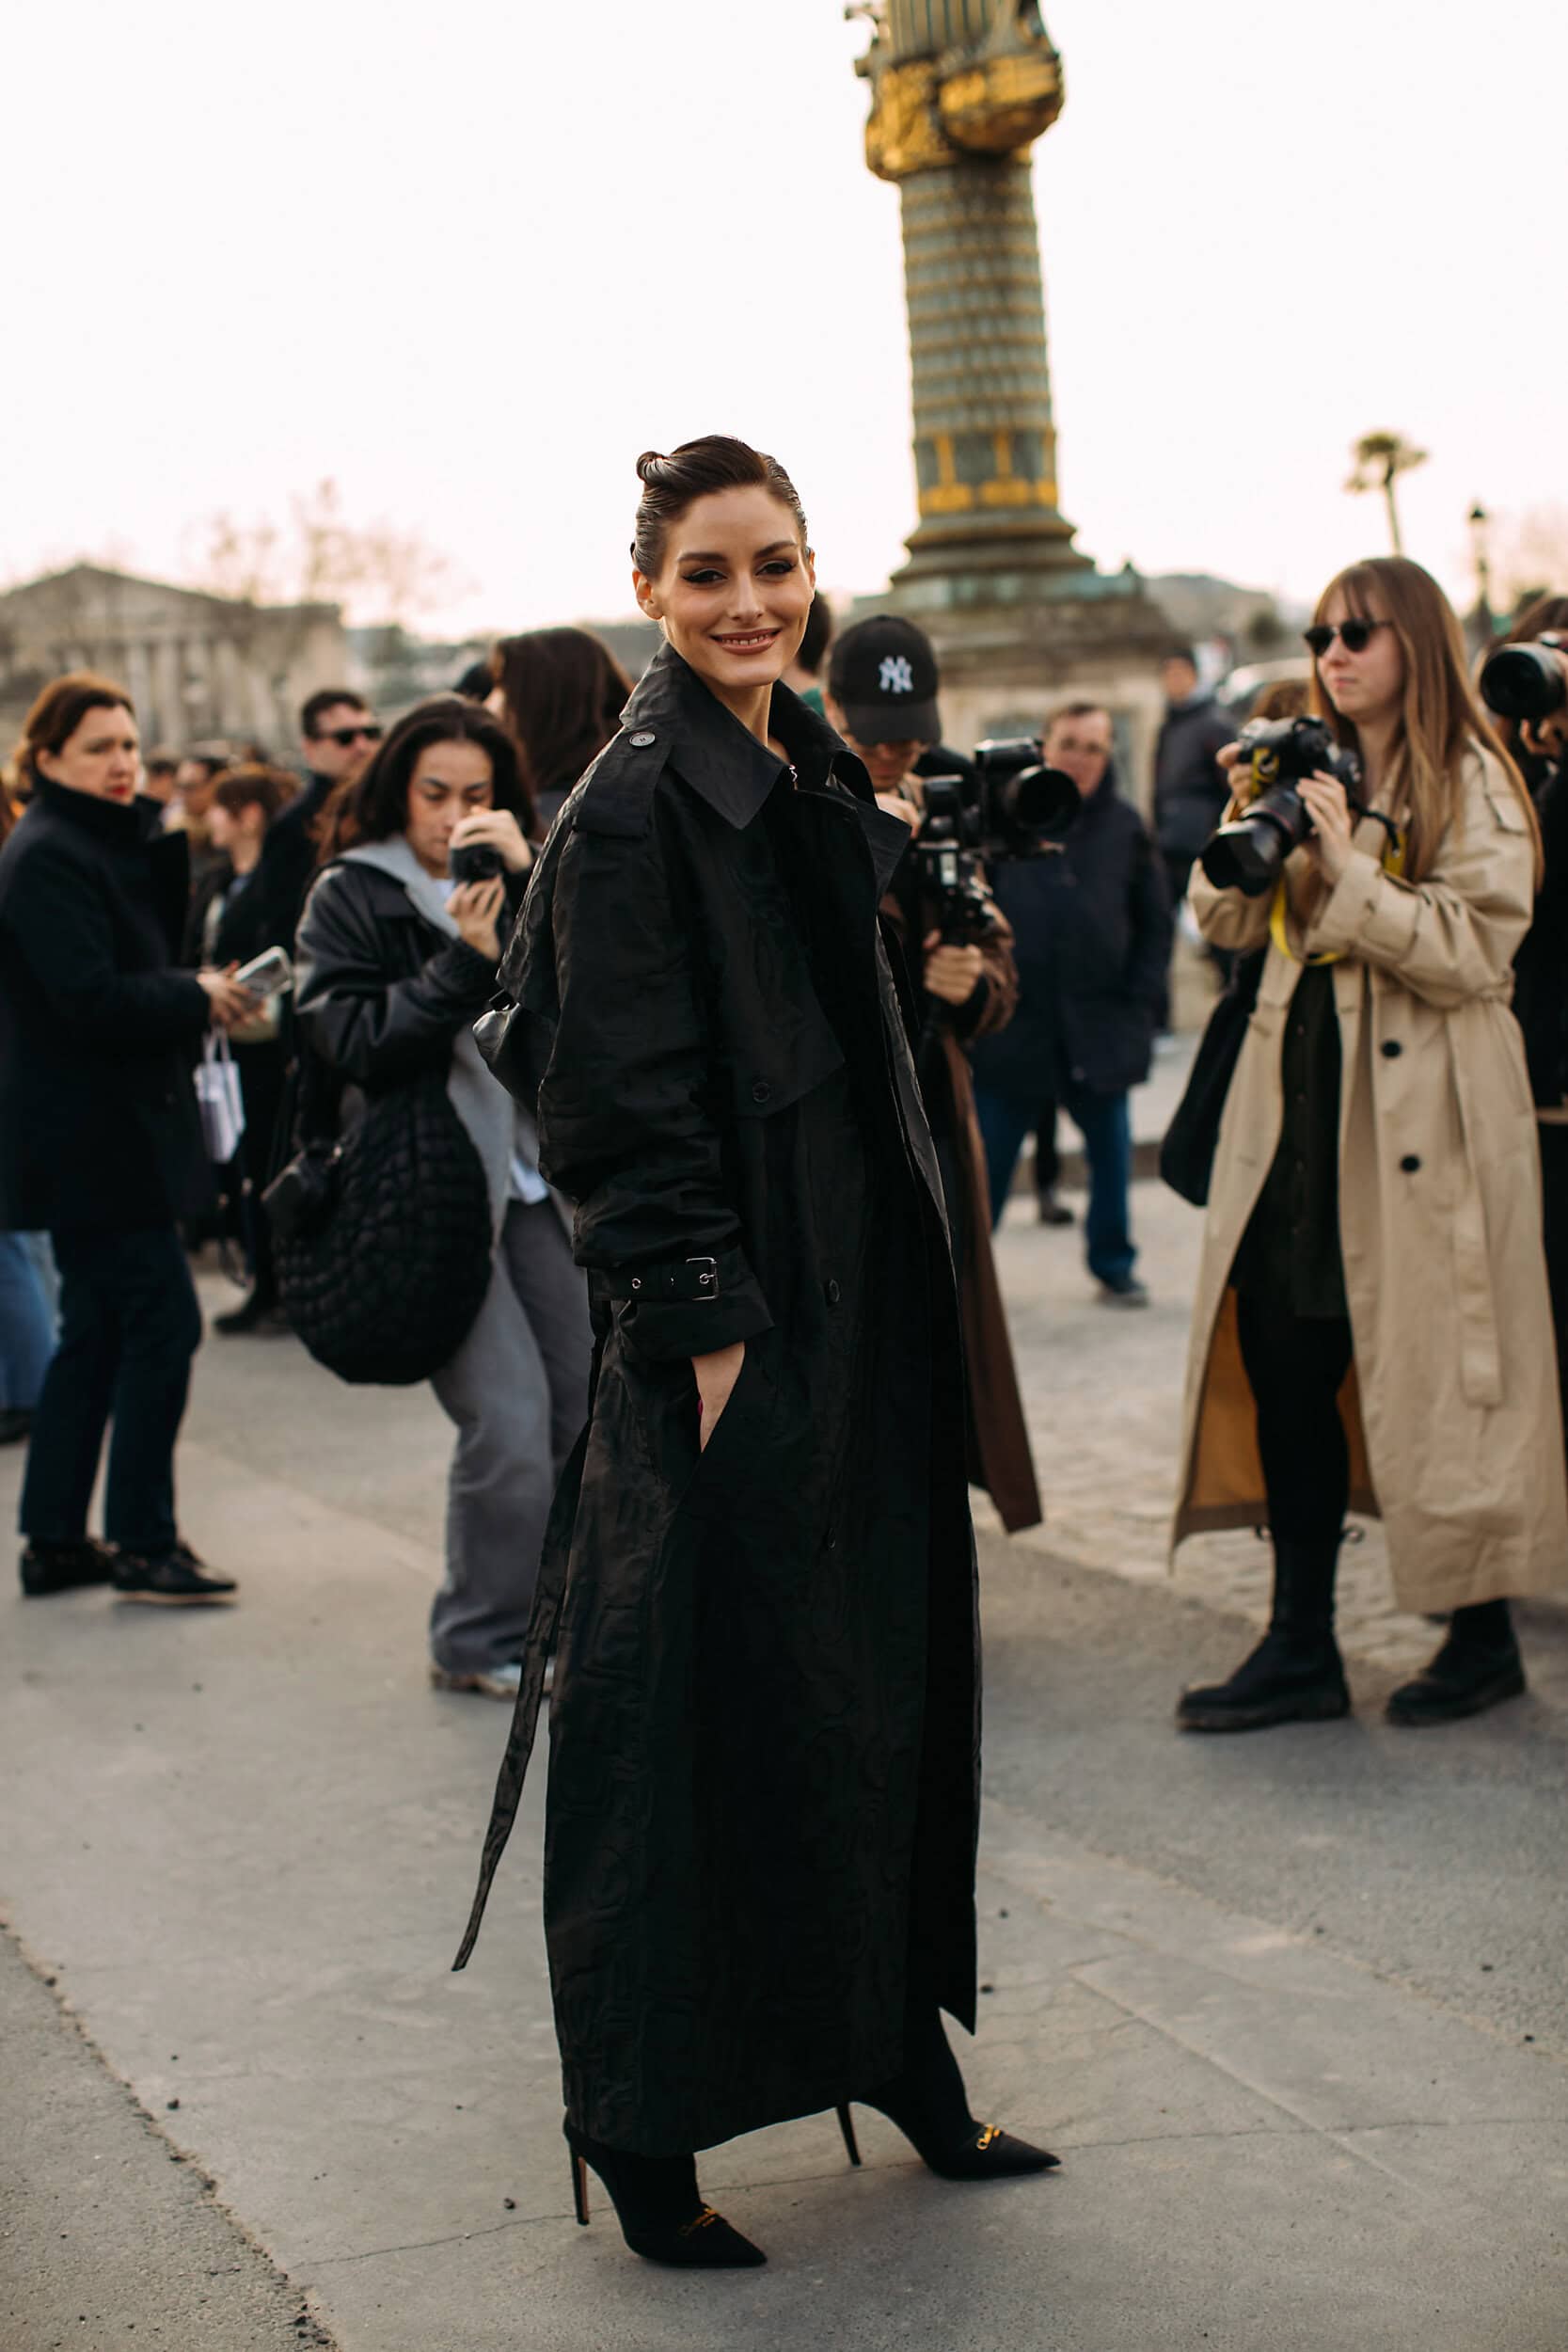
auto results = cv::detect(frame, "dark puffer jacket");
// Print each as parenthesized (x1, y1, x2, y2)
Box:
(969, 765, 1172, 1100)
(0, 783, 210, 1230)
(1153, 691, 1235, 860)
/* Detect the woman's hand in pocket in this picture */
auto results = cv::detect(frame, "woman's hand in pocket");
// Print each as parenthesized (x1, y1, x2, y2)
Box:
(692, 1342, 746, 1451)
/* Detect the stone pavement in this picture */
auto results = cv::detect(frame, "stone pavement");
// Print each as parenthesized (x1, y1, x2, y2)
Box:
(3, 1241, 1567, 2350)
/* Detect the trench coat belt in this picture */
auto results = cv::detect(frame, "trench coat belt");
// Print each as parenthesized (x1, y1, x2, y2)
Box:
(594, 1256, 721, 1305)
(451, 1405, 594, 1970)
(1446, 1032, 1504, 1409)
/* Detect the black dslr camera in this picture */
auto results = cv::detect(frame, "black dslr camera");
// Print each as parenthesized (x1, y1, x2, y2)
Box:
(911, 738, 1080, 943)
(1479, 633, 1568, 725)
(1200, 716, 1364, 898)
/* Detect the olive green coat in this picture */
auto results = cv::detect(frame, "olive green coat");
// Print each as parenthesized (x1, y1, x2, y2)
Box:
(1173, 749, 1568, 1612)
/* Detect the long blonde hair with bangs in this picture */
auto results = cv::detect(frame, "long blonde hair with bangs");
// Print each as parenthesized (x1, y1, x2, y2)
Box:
(1310, 556, 1541, 885)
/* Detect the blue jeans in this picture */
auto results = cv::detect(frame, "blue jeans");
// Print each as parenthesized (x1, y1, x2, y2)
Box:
(974, 1081, 1136, 1288)
(0, 1232, 56, 1409)
(20, 1224, 202, 1554)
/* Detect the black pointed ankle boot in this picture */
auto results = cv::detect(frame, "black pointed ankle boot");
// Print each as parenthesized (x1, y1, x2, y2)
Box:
(1177, 1540, 1350, 1732)
(562, 2122, 766, 2267)
(837, 2009, 1059, 2182)
(1386, 1598, 1526, 1726)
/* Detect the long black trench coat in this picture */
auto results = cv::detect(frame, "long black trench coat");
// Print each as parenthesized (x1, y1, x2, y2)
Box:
(455, 644, 981, 2157)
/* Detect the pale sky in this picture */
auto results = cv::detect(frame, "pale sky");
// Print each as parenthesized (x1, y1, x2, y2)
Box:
(8, 0, 1565, 635)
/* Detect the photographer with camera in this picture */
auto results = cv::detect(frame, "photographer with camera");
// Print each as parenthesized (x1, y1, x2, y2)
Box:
(971, 702, 1171, 1309)
(295, 699, 591, 1700)
(825, 616, 1041, 1533)
(1479, 596, 1568, 1447)
(1173, 556, 1566, 1733)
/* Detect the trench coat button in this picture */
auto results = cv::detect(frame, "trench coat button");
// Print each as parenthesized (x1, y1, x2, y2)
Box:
(825, 1278, 842, 1306)
(628, 730, 657, 747)
(752, 1080, 771, 1104)
(1381, 1040, 1402, 1058)
(1400, 1153, 1421, 1173)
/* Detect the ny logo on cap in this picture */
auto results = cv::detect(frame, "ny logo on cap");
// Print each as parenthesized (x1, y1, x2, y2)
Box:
(879, 655, 915, 695)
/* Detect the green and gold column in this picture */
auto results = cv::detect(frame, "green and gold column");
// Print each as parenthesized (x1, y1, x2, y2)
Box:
(856, 1, 1090, 589)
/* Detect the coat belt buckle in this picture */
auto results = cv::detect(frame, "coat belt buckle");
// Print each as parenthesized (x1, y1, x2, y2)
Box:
(686, 1256, 719, 1299)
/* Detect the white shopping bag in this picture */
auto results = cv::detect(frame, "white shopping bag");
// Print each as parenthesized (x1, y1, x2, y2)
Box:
(195, 1032, 246, 1163)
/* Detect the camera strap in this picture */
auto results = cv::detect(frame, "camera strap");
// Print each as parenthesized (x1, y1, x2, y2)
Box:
(1268, 820, 1406, 966)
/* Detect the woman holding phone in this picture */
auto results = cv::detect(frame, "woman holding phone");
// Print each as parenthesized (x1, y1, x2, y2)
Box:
(1172, 558, 1567, 1731)
(0, 674, 253, 1603)
(294, 699, 590, 1699)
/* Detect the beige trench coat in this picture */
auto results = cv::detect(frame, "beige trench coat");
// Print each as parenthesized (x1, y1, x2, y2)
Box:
(1172, 748, 1568, 1612)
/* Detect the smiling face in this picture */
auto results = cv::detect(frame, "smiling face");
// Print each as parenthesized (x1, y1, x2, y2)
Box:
(1314, 595, 1405, 736)
(634, 485, 816, 706)
(404, 737, 495, 877)
(37, 702, 140, 803)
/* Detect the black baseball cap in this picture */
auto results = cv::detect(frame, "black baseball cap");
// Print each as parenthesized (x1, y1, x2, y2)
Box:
(828, 615, 941, 746)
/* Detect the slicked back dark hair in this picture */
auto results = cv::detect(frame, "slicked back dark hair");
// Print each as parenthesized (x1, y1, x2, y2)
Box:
(631, 436, 809, 576)
(315, 696, 534, 862)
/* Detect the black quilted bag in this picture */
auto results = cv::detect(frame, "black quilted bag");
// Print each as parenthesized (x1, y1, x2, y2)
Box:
(1159, 948, 1263, 1208)
(264, 1068, 492, 1386)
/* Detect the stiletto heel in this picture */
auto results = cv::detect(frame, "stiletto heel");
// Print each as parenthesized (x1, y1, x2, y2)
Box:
(836, 2103, 863, 2168)
(562, 2119, 766, 2267)
(857, 2012, 1060, 2183)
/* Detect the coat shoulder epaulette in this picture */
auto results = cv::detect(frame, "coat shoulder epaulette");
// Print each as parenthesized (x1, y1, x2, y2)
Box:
(568, 726, 672, 840)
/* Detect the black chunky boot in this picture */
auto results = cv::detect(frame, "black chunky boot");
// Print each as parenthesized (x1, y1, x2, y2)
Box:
(838, 2008, 1059, 2181)
(1177, 1541, 1350, 1732)
(1386, 1599, 1526, 1726)
(563, 2122, 766, 2267)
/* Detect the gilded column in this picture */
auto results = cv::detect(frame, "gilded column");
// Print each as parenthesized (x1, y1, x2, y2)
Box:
(856, 1, 1088, 589)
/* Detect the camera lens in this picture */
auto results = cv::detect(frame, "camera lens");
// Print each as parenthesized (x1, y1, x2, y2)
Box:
(1479, 644, 1568, 723)
(1200, 818, 1290, 898)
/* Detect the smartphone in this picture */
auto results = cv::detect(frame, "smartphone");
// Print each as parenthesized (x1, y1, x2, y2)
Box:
(449, 842, 505, 885)
(230, 946, 293, 1000)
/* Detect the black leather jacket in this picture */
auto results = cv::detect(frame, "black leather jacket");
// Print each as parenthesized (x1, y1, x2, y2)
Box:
(293, 856, 520, 1090)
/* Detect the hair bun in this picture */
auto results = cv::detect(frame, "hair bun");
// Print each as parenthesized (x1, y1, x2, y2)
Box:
(635, 450, 670, 485)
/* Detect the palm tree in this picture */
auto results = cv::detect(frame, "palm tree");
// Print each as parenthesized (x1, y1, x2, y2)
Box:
(1345, 433, 1428, 556)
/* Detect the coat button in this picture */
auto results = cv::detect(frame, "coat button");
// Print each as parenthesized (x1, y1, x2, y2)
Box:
(1401, 1153, 1421, 1173)
(628, 730, 656, 747)
(1381, 1040, 1403, 1058)
(825, 1278, 841, 1306)
(752, 1080, 771, 1104)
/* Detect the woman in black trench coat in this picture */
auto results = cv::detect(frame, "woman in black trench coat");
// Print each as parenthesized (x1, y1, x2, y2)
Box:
(455, 438, 1056, 2268)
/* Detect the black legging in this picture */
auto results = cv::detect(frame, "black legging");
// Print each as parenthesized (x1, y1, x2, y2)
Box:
(1235, 1290, 1353, 1550)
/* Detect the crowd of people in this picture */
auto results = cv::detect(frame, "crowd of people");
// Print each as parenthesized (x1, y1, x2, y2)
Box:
(1, 434, 1564, 2269)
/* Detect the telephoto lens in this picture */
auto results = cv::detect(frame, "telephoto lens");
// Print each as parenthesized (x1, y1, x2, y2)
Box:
(1479, 639, 1568, 724)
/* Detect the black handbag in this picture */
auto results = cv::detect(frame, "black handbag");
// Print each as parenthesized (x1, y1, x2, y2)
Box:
(263, 1057, 493, 1386)
(1158, 949, 1264, 1208)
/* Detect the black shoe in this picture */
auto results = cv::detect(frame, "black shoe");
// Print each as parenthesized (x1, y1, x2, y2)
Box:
(563, 2122, 765, 2267)
(214, 1287, 284, 1336)
(112, 1549, 238, 1606)
(1037, 1190, 1073, 1228)
(1177, 1624, 1350, 1731)
(1179, 1538, 1350, 1731)
(1386, 1601, 1526, 1726)
(20, 1537, 118, 1597)
(839, 2010, 1058, 2183)
(0, 1407, 34, 1445)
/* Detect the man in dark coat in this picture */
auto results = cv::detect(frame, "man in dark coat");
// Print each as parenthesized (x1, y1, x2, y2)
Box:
(971, 701, 1171, 1305)
(254, 687, 380, 948)
(455, 642, 981, 2162)
(1151, 647, 1234, 981)
(0, 685, 250, 1602)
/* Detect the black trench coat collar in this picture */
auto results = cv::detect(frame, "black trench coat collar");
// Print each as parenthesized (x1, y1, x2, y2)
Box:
(621, 642, 911, 898)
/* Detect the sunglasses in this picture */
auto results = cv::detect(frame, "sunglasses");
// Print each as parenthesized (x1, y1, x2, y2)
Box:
(322, 723, 383, 747)
(1304, 619, 1387, 658)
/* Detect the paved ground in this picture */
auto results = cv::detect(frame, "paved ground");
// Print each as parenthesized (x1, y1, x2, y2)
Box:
(3, 1071, 1567, 2349)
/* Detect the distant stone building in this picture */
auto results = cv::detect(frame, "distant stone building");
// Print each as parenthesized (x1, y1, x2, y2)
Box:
(0, 565, 353, 760)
